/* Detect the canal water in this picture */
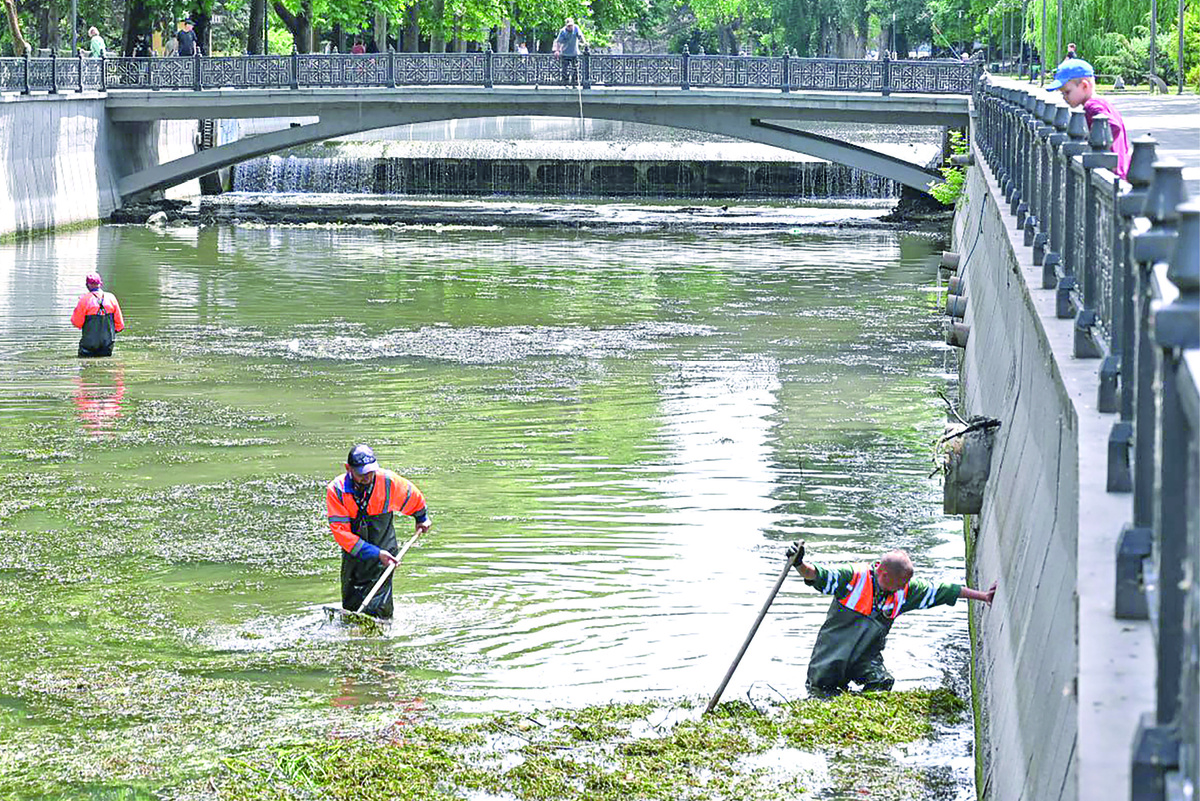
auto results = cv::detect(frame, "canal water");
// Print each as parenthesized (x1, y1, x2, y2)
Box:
(0, 208, 969, 799)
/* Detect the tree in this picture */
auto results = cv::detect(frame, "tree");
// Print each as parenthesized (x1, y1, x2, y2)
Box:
(3, 0, 31, 54)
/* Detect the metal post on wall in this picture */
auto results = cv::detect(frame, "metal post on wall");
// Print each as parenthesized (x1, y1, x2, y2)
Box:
(1056, 0, 1062, 67)
(1040, 0, 1047, 85)
(1150, 0, 1158, 91)
(1178, 0, 1185, 94)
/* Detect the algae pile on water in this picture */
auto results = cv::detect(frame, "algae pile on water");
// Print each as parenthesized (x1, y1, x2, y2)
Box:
(215, 688, 965, 801)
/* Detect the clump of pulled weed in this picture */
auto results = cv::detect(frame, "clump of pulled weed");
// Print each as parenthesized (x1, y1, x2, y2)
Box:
(215, 688, 966, 801)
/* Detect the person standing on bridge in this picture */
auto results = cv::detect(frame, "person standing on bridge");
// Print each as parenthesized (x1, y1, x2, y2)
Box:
(86, 26, 106, 58)
(176, 18, 201, 57)
(787, 542, 995, 696)
(71, 272, 125, 358)
(1047, 58, 1130, 179)
(553, 18, 586, 86)
(326, 444, 432, 618)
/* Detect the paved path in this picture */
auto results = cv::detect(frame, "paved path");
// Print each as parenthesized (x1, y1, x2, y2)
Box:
(1111, 94, 1200, 195)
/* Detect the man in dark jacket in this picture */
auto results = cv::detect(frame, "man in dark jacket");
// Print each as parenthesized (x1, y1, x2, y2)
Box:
(176, 19, 200, 56)
(788, 542, 995, 695)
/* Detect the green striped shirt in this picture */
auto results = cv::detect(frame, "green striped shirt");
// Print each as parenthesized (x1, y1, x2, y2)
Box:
(807, 564, 961, 617)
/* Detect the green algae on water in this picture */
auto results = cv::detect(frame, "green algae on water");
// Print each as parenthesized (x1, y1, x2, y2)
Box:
(215, 689, 964, 801)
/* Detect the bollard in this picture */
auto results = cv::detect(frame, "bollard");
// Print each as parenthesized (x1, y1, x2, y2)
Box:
(944, 321, 970, 348)
(945, 294, 968, 318)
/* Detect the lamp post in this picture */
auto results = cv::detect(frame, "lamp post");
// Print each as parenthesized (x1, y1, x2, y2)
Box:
(1040, 0, 1047, 84)
(891, 11, 896, 58)
(1056, 0, 1062, 66)
(71, 0, 77, 54)
(1150, 0, 1157, 91)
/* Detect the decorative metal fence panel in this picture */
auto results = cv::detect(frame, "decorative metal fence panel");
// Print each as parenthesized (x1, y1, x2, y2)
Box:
(390, 53, 488, 86)
(586, 54, 681, 87)
(1092, 173, 1116, 343)
(789, 58, 883, 92)
(889, 59, 974, 93)
(205, 55, 294, 88)
(689, 55, 783, 89)
(0, 53, 977, 94)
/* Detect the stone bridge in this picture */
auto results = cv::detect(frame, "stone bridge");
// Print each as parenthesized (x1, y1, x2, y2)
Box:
(1, 52, 975, 200)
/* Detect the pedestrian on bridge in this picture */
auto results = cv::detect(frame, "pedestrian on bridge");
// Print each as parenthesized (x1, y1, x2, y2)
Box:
(71, 272, 124, 358)
(1047, 58, 1130, 178)
(176, 19, 200, 57)
(553, 18, 586, 86)
(788, 542, 995, 696)
(326, 444, 432, 618)
(86, 27, 106, 58)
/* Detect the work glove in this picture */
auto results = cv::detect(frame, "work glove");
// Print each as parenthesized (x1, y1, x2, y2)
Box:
(786, 541, 805, 565)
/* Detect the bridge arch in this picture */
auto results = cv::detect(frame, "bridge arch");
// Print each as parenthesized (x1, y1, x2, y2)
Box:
(108, 89, 965, 200)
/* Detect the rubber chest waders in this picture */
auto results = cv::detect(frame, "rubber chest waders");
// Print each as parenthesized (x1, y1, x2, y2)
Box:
(341, 478, 399, 618)
(79, 292, 116, 358)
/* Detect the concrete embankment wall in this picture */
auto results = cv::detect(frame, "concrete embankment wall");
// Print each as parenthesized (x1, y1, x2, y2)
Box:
(0, 93, 197, 237)
(953, 136, 1153, 800)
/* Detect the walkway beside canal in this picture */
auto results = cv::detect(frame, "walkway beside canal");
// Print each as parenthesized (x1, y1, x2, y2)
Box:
(961, 78, 1198, 801)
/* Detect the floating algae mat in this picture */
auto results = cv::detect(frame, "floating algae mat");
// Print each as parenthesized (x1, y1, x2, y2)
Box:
(216, 689, 966, 801)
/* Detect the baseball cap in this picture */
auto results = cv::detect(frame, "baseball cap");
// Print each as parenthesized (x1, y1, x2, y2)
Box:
(85, 272, 103, 288)
(1047, 58, 1094, 91)
(347, 444, 378, 475)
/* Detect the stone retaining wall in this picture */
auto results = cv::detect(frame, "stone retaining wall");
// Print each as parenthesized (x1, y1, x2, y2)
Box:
(954, 131, 1153, 801)
(0, 93, 196, 237)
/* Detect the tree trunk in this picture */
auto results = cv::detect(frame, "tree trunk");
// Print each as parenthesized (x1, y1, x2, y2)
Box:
(373, 10, 387, 53)
(273, 0, 313, 52)
(248, 0, 266, 54)
(429, 0, 445, 52)
(404, 2, 419, 51)
(497, 17, 509, 52)
(2, 0, 30, 55)
(122, 0, 155, 56)
(331, 22, 342, 53)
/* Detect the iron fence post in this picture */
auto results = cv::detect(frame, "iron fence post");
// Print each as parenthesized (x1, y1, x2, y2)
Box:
(484, 45, 493, 88)
(681, 46, 689, 90)
(881, 50, 890, 97)
(1056, 108, 1089, 318)
(387, 50, 395, 89)
(1109, 137, 1159, 498)
(77, 51, 85, 92)
(1153, 198, 1200, 724)
(781, 49, 789, 93)
(1041, 104, 1070, 287)
(1074, 115, 1117, 359)
(49, 48, 57, 94)
(291, 46, 299, 90)
(581, 46, 590, 89)
(193, 50, 201, 91)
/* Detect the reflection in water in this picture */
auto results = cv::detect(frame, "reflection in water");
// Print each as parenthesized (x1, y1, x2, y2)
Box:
(73, 364, 125, 437)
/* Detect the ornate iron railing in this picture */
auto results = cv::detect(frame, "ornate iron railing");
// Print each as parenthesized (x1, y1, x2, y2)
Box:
(975, 77, 1199, 801)
(0, 50, 977, 94)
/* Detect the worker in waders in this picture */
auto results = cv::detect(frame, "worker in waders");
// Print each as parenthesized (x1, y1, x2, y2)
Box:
(326, 444, 431, 618)
(788, 542, 995, 696)
(71, 272, 125, 358)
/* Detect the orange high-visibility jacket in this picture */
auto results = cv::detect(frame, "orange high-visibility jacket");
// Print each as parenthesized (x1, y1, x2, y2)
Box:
(71, 291, 125, 332)
(837, 565, 909, 621)
(326, 469, 427, 558)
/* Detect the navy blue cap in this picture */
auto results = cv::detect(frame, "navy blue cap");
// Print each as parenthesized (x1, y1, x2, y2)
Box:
(1047, 58, 1095, 91)
(347, 444, 378, 475)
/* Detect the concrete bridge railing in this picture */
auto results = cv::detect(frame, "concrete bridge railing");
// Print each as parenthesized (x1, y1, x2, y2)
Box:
(976, 77, 1199, 801)
(0, 50, 977, 96)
